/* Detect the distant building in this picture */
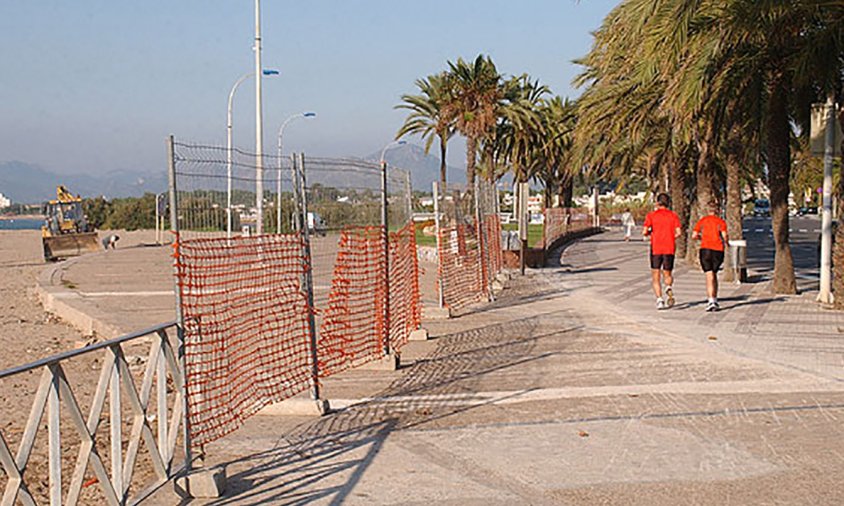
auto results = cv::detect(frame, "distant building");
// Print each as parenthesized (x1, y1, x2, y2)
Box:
(0, 192, 10, 209)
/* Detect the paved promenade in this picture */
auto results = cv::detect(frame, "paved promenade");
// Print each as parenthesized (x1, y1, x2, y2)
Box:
(140, 230, 844, 505)
(28, 228, 844, 504)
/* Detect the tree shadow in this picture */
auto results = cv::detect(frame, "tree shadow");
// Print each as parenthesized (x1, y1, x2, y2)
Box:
(196, 308, 580, 504)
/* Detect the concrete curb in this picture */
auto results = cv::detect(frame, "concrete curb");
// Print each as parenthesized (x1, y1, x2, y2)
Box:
(35, 253, 123, 339)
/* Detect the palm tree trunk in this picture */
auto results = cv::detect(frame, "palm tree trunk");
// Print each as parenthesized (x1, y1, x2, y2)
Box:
(439, 136, 448, 190)
(668, 154, 689, 259)
(466, 135, 478, 186)
(767, 73, 797, 294)
(557, 173, 572, 208)
(723, 127, 744, 282)
(688, 123, 717, 265)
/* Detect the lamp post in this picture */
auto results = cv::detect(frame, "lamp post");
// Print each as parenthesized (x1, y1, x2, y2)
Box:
(254, 0, 266, 235)
(378, 139, 405, 356)
(818, 93, 836, 304)
(226, 68, 278, 238)
(276, 112, 317, 231)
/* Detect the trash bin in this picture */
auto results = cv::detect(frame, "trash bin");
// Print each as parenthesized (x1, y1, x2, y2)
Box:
(728, 239, 748, 283)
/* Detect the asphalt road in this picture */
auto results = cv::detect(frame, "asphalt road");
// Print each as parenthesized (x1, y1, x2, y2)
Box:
(742, 215, 821, 289)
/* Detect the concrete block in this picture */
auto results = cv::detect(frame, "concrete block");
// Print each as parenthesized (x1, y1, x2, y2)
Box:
(175, 466, 226, 498)
(409, 328, 430, 341)
(492, 279, 504, 292)
(423, 306, 451, 320)
(359, 353, 400, 371)
(258, 398, 330, 416)
(495, 272, 510, 283)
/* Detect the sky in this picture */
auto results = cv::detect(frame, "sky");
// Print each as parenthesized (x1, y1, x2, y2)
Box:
(0, 0, 618, 176)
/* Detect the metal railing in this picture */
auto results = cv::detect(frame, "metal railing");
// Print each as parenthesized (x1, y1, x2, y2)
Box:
(0, 321, 186, 506)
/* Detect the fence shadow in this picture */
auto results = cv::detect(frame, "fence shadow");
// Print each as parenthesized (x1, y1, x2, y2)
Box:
(204, 306, 579, 504)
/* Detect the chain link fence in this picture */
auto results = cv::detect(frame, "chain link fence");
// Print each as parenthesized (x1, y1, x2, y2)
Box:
(168, 139, 420, 446)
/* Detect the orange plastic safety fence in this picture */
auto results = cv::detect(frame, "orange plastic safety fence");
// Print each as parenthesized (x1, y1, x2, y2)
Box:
(389, 222, 422, 350)
(174, 234, 313, 446)
(437, 222, 486, 311)
(544, 208, 592, 247)
(482, 214, 503, 278)
(319, 226, 386, 376)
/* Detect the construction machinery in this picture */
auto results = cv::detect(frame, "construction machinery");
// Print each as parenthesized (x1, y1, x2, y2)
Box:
(41, 185, 100, 261)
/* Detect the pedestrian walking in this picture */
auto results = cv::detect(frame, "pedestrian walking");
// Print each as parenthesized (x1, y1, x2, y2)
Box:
(621, 208, 636, 241)
(692, 200, 728, 312)
(643, 193, 682, 310)
(102, 234, 120, 250)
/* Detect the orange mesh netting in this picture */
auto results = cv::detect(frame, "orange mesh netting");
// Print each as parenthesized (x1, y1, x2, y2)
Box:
(543, 208, 569, 247)
(174, 234, 314, 446)
(437, 222, 486, 311)
(544, 207, 592, 247)
(482, 214, 503, 279)
(318, 226, 386, 375)
(389, 222, 422, 349)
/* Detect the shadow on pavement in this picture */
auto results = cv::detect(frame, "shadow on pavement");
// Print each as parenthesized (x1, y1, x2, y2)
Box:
(201, 307, 582, 504)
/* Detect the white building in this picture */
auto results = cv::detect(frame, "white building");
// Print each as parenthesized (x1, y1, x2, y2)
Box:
(0, 192, 11, 209)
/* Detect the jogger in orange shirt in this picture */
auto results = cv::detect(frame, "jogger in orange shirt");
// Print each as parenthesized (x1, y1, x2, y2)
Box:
(692, 200, 729, 312)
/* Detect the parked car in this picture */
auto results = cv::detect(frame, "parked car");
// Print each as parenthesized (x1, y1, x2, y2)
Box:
(753, 199, 771, 217)
(798, 206, 819, 216)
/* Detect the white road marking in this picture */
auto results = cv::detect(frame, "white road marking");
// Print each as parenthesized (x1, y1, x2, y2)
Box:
(754, 228, 764, 233)
(799, 229, 808, 233)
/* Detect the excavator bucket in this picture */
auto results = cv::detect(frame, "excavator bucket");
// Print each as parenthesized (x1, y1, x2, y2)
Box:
(42, 232, 100, 261)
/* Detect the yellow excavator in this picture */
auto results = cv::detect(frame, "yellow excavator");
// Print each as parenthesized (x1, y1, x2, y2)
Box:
(41, 185, 100, 261)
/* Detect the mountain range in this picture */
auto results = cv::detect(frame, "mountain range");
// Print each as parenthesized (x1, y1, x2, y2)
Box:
(0, 144, 464, 204)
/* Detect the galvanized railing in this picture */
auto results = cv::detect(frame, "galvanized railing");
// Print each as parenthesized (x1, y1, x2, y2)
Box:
(0, 321, 187, 506)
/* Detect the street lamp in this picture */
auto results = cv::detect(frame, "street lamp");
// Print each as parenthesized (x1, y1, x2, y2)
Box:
(276, 112, 317, 231)
(380, 139, 407, 166)
(226, 68, 279, 238)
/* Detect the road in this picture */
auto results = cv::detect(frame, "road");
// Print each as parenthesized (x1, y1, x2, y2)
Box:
(742, 215, 821, 290)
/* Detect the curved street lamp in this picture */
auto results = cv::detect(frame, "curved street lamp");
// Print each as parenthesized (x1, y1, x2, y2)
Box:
(276, 112, 317, 230)
(225, 68, 279, 238)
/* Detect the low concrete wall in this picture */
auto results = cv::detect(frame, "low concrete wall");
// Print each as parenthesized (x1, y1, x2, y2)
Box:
(35, 254, 123, 339)
(502, 227, 604, 269)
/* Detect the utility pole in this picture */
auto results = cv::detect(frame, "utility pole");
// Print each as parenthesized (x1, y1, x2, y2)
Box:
(254, 0, 265, 234)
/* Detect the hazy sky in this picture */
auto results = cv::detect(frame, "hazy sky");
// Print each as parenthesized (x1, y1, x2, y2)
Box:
(0, 1, 617, 175)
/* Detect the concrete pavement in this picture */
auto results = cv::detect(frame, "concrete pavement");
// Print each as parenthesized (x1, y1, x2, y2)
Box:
(142, 229, 844, 505)
(29, 227, 844, 504)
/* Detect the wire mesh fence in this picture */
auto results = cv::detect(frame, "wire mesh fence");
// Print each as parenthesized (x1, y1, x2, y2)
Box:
(168, 139, 421, 446)
(170, 141, 296, 240)
(543, 207, 593, 248)
(435, 179, 503, 312)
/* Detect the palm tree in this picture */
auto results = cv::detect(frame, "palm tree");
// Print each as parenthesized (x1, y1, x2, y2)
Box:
(442, 55, 504, 186)
(395, 72, 455, 188)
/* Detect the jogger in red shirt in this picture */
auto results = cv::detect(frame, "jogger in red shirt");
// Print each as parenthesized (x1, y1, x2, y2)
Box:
(643, 193, 682, 310)
(693, 200, 729, 311)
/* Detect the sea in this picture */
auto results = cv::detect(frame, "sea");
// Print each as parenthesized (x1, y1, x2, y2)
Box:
(0, 218, 43, 230)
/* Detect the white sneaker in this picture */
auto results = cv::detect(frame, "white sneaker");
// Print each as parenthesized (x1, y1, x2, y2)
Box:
(665, 287, 675, 308)
(656, 299, 666, 310)
(705, 301, 720, 312)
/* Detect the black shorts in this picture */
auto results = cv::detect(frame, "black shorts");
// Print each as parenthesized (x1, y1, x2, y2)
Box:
(650, 253, 675, 271)
(699, 248, 724, 272)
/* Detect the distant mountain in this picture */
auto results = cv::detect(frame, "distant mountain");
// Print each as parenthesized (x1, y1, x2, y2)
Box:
(0, 161, 168, 203)
(365, 144, 465, 191)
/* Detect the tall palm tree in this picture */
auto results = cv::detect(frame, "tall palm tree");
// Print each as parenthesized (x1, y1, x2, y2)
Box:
(442, 55, 504, 186)
(395, 72, 455, 188)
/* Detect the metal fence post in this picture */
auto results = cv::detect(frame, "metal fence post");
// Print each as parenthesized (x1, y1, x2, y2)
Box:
(290, 153, 300, 233)
(381, 160, 391, 356)
(48, 365, 61, 505)
(474, 178, 489, 299)
(297, 153, 320, 400)
(166, 135, 192, 473)
(433, 182, 445, 309)
(404, 170, 413, 224)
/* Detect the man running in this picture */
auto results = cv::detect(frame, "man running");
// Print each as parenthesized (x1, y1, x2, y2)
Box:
(692, 200, 729, 311)
(643, 193, 682, 310)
